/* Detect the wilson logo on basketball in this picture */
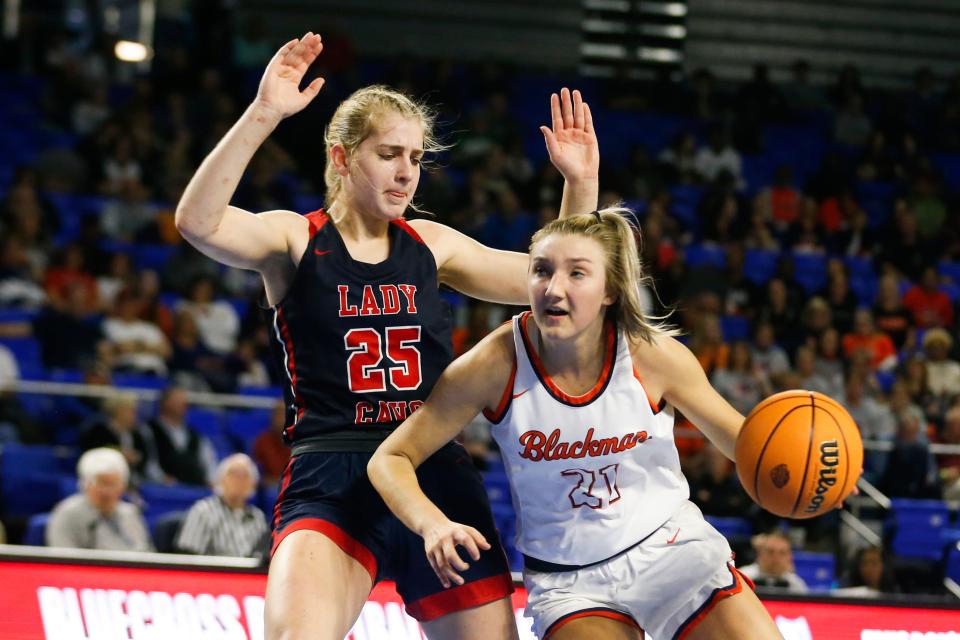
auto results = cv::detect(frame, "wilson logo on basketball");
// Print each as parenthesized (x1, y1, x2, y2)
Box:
(770, 464, 790, 488)
(804, 440, 839, 513)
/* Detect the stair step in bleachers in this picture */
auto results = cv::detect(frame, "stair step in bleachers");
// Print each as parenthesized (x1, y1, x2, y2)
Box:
(792, 550, 836, 591)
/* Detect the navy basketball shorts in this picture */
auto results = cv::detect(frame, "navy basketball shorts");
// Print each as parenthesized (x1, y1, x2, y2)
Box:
(271, 441, 514, 621)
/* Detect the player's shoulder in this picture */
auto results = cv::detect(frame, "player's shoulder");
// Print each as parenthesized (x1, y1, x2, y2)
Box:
(629, 332, 699, 382)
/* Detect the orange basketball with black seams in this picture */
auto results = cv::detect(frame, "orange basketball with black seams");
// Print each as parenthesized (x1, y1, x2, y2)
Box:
(735, 390, 863, 519)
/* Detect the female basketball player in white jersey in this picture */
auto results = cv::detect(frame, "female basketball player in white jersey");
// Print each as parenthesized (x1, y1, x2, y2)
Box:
(176, 33, 599, 640)
(369, 209, 783, 639)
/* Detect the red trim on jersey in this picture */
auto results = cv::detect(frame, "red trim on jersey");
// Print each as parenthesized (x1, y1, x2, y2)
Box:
(544, 609, 643, 639)
(391, 218, 425, 244)
(632, 367, 667, 414)
(271, 517, 378, 584)
(482, 355, 517, 423)
(304, 209, 329, 238)
(674, 564, 746, 640)
(275, 307, 306, 433)
(270, 456, 295, 543)
(520, 311, 616, 406)
(404, 573, 514, 622)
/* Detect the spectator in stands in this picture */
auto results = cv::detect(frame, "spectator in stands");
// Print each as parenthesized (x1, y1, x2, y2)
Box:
(937, 406, 960, 501)
(79, 392, 163, 485)
(795, 345, 842, 398)
(750, 321, 791, 386)
(878, 200, 929, 282)
(873, 274, 914, 351)
(711, 341, 773, 415)
(904, 266, 954, 329)
(909, 171, 947, 240)
(96, 252, 135, 309)
(756, 278, 800, 350)
(232, 337, 271, 389)
(33, 281, 108, 370)
(694, 127, 744, 190)
(102, 288, 170, 376)
(798, 296, 833, 348)
(0, 235, 47, 310)
(0, 344, 42, 444)
(842, 376, 895, 482)
(836, 545, 898, 596)
(175, 275, 240, 356)
(688, 443, 752, 518)
(252, 400, 289, 487)
(782, 59, 828, 113)
(738, 531, 808, 593)
(833, 93, 872, 147)
(43, 243, 98, 312)
(689, 313, 729, 377)
(175, 453, 267, 558)
(878, 410, 940, 499)
(46, 447, 153, 551)
(657, 130, 700, 184)
(901, 352, 936, 417)
(754, 165, 801, 234)
(101, 179, 159, 242)
(923, 329, 960, 414)
(168, 308, 230, 392)
(842, 308, 898, 372)
(825, 268, 858, 334)
(147, 386, 218, 487)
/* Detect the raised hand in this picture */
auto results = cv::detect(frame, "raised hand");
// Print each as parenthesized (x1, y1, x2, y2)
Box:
(254, 32, 326, 121)
(422, 519, 491, 588)
(541, 88, 599, 183)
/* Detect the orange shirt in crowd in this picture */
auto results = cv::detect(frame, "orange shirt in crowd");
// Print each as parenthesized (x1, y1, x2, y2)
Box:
(842, 332, 897, 369)
(902, 286, 954, 328)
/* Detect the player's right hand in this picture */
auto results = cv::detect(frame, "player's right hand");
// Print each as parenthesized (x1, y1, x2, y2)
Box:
(254, 32, 326, 121)
(422, 519, 491, 588)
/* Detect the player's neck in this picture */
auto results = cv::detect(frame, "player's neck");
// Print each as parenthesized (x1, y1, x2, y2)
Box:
(329, 203, 390, 242)
(535, 316, 607, 384)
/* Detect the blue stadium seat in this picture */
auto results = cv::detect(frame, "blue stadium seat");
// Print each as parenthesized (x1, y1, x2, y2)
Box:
(704, 516, 752, 539)
(792, 253, 827, 294)
(946, 543, 960, 583)
(938, 261, 960, 284)
(792, 550, 835, 591)
(684, 244, 726, 269)
(24, 512, 50, 546)
(139, 483, 212, 519)
(150, 510, 185, 553)
(258, 485, 280, 516)
(225, 409, 271, 448)
(129, 245, 176, 272)
(0, 337, 43, 378)
(0, 444, 73, 517)
(482, 470, 512, 506)
(720, 315, 750, 342)
(886, 498, 950, 561)
(743, 249, 779, 286)
(667, 184, 703, 230)
(185, 407, 226, 439)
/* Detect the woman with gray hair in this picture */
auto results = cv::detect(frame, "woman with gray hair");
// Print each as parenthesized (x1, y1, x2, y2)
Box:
(175, 453, 268, 557)
(46, 447, 153, 551)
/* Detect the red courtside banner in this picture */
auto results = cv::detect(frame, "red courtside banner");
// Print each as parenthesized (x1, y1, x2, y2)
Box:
(0, 549, 958, 639)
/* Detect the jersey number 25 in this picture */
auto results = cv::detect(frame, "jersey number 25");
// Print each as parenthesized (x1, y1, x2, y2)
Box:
(344, 326, 422, 393)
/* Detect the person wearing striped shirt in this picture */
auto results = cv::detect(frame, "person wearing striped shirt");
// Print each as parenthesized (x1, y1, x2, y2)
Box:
(175, 453, 268, 557)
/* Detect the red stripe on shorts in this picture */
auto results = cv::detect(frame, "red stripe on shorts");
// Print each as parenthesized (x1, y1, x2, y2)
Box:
(545, 608, 643, 639)
(404, 573, 514, 622)
(674, 563, 746, 640)
(270, 517, 378, 584)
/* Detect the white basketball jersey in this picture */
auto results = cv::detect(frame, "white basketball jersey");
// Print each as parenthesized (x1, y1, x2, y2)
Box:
(485, 312, 689, 566)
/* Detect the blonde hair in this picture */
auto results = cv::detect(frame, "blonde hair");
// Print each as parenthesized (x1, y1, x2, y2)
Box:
(530, 207, 680, 343)
(323, 85, 446, 212)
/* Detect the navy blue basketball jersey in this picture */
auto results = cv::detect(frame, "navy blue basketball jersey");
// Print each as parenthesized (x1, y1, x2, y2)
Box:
(268, 210, 453, 447)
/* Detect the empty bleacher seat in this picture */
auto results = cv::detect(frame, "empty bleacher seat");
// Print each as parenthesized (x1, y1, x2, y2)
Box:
(938, 261, 960, 284)
(886, 498, 950, 561)
(0, 444, 79, 517)
(792, 550, 835, 591)
(225, 409, 271, 450)
(684, 244, 726, 269)
(946, 543, 960, 584)
(704, 516, 752, 539)
(720, 315, 750, 342)
(24, 512, 50, 546)
(150, 510, 186, 553)
(791, 252, 827, 294)
(482, 470, 512, 506)
(743, 249, 779, 286)
(139, 483, 212, 519)
(185, 407, 226, 439)
(0, 337, 43, 378)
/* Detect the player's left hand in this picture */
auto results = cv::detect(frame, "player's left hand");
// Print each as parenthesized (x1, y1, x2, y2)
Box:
(541, 88, 599, 182)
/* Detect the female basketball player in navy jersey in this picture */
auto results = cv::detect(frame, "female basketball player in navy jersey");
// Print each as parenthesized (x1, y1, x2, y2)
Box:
(175, 33, 599, 640)
(369, 210, 784, 639)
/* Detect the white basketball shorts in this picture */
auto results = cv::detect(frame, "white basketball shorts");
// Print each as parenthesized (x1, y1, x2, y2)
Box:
(522, 501, 754, 640)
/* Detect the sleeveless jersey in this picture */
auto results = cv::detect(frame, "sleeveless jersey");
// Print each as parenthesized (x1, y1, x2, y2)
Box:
(485, 312, 688, 566)
(268, 210, 453, 446)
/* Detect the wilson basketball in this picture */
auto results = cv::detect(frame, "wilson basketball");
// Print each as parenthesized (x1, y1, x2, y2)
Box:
(735, 390, 863, 519)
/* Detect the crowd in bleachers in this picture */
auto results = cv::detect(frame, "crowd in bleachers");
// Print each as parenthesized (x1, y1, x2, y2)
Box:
(1, 9, 960, 594)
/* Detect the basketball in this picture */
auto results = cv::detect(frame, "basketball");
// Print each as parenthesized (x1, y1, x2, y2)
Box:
(735, 390, 863, 519)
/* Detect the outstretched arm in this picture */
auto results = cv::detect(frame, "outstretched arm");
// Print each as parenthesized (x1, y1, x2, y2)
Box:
(368, 326, 513, 588)
(408, 89, 599, 305)
(542, 88, 600, 218)
(175, 33, 325, 272)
